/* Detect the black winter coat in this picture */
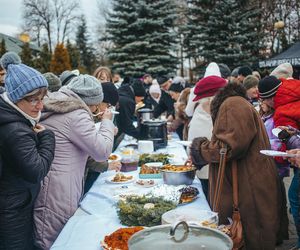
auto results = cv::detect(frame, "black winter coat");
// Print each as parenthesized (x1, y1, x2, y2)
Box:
(0, 96, 55, 250)
(116, 85, 139, 139)
(153, 90, 175, 118)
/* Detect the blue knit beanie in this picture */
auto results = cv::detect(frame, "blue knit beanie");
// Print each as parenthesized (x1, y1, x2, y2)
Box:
(0, 52, 48, 103)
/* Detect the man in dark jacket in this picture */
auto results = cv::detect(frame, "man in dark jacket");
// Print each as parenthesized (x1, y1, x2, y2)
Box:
(0, 52, 55, 250)
(116, 79, 145, 141)
(153, 76, 175, 119)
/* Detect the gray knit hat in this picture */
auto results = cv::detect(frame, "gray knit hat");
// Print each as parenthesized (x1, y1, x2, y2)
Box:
(67, 74, 103, 105)
(270, 63, 293, 79)
(243, 75, 259, 90)
(43, 72, 61, 92)
(60, 70, 77, 86)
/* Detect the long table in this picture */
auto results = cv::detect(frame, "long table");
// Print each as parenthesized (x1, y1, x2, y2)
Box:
(51, 136, 211, 250)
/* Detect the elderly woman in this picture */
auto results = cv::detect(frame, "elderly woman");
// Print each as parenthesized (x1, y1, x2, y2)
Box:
(0, 52, 55, 250)
(34, 75, 115, 249)
(190, 83, 282, 249)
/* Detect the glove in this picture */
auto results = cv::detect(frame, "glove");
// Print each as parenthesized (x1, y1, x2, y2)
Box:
(190, 137, 208, 168)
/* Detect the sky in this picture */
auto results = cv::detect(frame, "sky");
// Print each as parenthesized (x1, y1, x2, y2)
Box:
(0, 0, 102, 38)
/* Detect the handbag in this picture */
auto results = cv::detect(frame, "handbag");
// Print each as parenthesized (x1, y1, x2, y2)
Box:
(212, 143, 244, 250)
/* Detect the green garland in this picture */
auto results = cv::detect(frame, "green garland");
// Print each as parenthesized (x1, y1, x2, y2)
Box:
(117, 196, 176, 227)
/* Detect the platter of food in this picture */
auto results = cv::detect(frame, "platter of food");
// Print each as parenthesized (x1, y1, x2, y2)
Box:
(135, 179, 156, 188)
(106, 173, 134, 184)
(101, 226, 144, 250)
(161, 164, 195, 172)
(108, 153, 122, 163)
(138, 153, 171, 165)
(139, 163, 162, 179)
(178, 186, 199, 205)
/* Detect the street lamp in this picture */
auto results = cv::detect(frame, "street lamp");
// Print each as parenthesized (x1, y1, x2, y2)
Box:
(274, 21, 285, 54)
(19, 33, 30, 43)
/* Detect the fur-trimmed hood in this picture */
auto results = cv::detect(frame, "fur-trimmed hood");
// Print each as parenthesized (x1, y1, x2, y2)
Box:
(41, 86, 93, 121)
(210, 83, 248, 123)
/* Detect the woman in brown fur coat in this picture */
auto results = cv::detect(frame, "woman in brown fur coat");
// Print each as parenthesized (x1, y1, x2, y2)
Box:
(190, 83, 282, 249)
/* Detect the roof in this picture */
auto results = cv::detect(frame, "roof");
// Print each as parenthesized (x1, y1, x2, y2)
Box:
(259, 42, 300, 68)
(0, 33, 41, 54)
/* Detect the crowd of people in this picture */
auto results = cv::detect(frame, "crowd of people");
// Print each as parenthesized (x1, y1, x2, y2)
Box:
(1, 50, 300, 250)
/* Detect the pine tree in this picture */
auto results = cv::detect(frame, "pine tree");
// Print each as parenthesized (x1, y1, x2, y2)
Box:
(76, 15, 97, 74)
(0, 39, 7, 57)
(183, 0, 215, 75)
(66, 39, 80, 70)
(20, 42, 34, 67)
(34, 43, 52, 73)
(50, 43, 71, 75)
(107, 0, 177, 77)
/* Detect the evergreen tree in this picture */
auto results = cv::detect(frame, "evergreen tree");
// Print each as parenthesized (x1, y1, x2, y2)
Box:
(20, 42, 34, 67)
(66, 39, 80, 70)
(107, 0, 177, 77)
(34, 43, 52, 73)
(183, 0, 215, 75)
(50, 43, 71, 75)
(0, 39, 7, 57)
(76, 15, 96, 74)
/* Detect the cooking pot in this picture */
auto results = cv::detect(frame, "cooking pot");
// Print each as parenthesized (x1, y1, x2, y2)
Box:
(128, 221, 233, 250)
(139, 120, 167, 150)
(137, 108, 154, 126)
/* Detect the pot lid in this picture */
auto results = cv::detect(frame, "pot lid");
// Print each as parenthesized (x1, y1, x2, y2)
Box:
(138, 108, 153, 113)
(142, 119, 166, 125)
(128, 221, 232, 250)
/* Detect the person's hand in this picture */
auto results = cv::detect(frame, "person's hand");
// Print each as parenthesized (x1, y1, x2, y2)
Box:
(286, 149, 300, 167)
(167, 115, 174, 122)
(108, 161, 121, 171)
(101, 108, 113, 120)
(114, 126, 118, 136)
(278, 126, 298, 136)
(33, 123, 46, 133)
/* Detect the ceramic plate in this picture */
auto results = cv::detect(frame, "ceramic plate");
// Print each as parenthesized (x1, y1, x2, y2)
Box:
(106, 176, 134, 184)
(260, 150, 296, 157)
(176, 141, 192, 147)
(135, 179, 156, 188)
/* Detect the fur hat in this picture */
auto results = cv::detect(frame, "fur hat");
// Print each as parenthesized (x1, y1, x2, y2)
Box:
(43, 72, 61, 92)
(156, 76, 169, 85)
(0, 52, 48, 103)
(193, 76, 227, 102)
(270, 63, 293, 79)
(169, 83, 184, 93)
(101, 82, 119, 106)
(67, 74, 103, 105)
(238, 66, 252, 77)
(131, 79, 146, 97)
(204, 62, 221, 78)
(218, 63, 231, 79)
(243, 75, 259, 90)
(258, 76, 282, 99)
(60, 70, 77, 86)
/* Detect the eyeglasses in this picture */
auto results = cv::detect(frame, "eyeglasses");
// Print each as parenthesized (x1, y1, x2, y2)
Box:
(24, 95, 46, 106)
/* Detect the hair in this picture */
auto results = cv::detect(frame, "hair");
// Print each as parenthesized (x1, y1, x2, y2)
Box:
(176, 88, 191, 121)
(259, 102, 274, 117)
(24, 87, 48, 99)
(93, 67, 112, 82)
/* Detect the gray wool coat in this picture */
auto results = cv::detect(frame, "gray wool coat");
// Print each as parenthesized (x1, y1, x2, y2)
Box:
(33, 87, 114, 249)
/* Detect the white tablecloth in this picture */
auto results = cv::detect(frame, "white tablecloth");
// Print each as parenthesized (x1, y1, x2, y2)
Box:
(51, 136, 211, 250)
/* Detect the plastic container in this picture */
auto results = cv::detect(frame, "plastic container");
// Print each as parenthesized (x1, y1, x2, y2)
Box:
(120, 147, 139, 172)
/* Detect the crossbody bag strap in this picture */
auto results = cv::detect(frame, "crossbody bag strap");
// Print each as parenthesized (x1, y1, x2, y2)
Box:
(232, 160, 239, 209)
(212, 142, 227, 212)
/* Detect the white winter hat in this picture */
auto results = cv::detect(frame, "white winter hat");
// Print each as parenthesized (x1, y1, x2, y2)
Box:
(270, 63, 293, 79)
(149, 84, 161, 94)
(204, 62, 221, 78)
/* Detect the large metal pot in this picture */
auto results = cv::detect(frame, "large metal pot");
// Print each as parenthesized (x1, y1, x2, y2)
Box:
(139, 120, 167, 150)
(137, 108, 153, 126)
(162, 166, 196, 185)
(128, 221, 233, 250)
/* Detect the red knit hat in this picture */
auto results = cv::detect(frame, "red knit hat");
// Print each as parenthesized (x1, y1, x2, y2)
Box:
(193, 75, 227, 101)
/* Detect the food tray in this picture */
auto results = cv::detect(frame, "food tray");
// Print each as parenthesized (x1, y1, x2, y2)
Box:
(139, 173, 162, 179)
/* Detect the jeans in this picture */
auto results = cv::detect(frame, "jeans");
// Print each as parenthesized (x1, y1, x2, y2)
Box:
(288, 168, 300, 247)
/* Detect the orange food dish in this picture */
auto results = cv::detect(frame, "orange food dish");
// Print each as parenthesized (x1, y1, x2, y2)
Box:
(161, 164, 195, 172)
(112, 173, 133, 182)
(109, 154, 118, 161)
(102, 226, 144, 250)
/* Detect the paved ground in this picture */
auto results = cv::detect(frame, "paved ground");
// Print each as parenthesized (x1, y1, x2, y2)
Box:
(276, 174, 298, 250)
